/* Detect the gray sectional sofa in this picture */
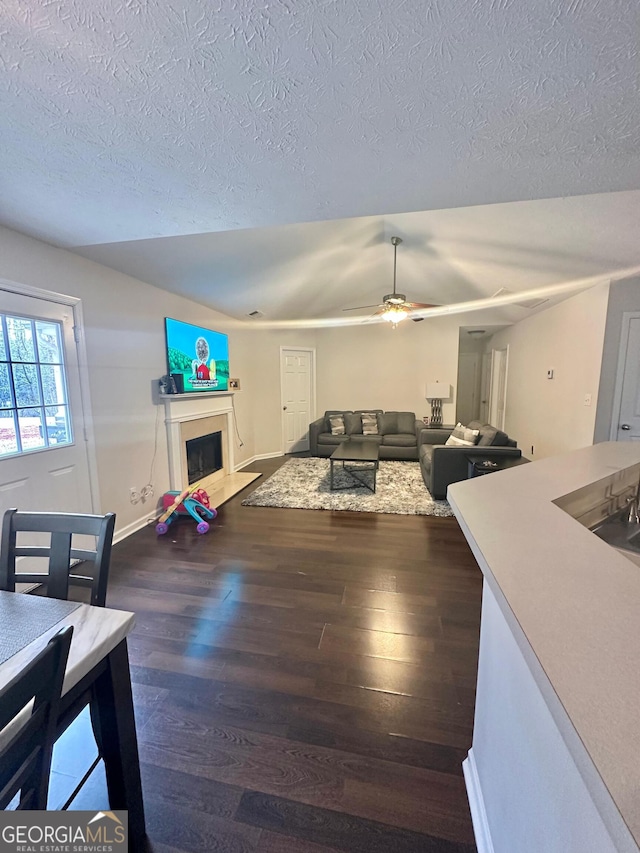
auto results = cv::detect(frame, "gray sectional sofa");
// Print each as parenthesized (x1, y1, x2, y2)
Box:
(309, 410, 423, 460)
(419, 420, 521, 499)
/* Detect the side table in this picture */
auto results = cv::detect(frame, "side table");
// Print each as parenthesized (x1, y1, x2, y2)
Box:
(422, 423, 456, 430)
(466, 454, 528, 479)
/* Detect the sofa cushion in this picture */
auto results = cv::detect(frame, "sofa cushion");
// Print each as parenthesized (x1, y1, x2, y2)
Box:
(419, 444, 433, 474)
(396, 412, 417, 434)
(378, 412, 397, 434)
(382, 433, 417, 447)
(317, 433, 350, 446)
(478, 427, 497, 446)
(357, 434, 382, 445)
(329, 414, 346, 435)
(344, 412, 363, 435)
(445, 423, 481, 447)
(361, 413, 379, 435)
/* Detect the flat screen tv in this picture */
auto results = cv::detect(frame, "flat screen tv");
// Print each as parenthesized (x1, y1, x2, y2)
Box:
(165, 318, 229, 393)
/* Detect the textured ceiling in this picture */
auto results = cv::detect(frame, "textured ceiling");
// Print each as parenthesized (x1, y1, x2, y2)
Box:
(1, 0, 640, 248)
(77, 190, 640, 324)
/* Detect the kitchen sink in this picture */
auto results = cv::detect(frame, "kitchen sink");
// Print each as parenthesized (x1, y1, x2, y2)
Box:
(591, 503, 640, 553)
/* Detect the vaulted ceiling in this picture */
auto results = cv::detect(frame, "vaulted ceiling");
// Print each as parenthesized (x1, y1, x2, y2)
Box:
(2, 0, 639, 324)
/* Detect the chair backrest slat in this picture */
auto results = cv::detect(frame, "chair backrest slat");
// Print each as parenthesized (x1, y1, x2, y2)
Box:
(48, 531, 73, 601)
(0, 509, 116, 607)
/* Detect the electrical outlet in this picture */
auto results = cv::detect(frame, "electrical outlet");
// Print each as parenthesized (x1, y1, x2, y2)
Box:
(584, 393, 592, 406)
(129, 487, 141, 505)
(141, 484, 154, 499)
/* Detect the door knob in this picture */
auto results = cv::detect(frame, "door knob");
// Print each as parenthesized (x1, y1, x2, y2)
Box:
(283, 406, 287, 411)
(621, 424, 631, 430)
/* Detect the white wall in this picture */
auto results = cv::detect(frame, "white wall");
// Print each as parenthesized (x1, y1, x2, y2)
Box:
(314, 317, 462, 423)
(0, 225, 315, 536)
(489, 284, 610, 459)
(244, 329, 318, 454)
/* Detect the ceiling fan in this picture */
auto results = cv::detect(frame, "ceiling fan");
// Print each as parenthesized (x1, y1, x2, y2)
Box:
(343, 236, 438, 326)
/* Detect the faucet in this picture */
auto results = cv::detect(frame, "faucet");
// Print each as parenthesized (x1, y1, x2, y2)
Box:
(626, 481, 640, 524)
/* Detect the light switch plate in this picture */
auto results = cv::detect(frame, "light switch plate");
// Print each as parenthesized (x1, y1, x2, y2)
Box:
(547, 369, 554, 379)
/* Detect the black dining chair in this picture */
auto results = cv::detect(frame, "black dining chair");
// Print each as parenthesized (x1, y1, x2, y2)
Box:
(0, 626, 73, 810)
(0, 509, 116, 607)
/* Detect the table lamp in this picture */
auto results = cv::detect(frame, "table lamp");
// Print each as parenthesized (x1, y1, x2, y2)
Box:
(426, 382, 451, 426)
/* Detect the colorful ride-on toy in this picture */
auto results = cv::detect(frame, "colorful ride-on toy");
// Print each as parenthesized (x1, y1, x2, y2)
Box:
(156, 487, 217, 535)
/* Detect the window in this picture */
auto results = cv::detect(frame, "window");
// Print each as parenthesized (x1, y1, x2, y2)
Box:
(0, 314, 72, 457)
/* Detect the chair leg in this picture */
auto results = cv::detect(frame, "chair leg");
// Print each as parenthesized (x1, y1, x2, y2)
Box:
(89, 691, 105, 757)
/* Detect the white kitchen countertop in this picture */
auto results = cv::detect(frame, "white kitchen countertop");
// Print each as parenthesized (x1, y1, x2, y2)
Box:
(449, 442, 640, 849)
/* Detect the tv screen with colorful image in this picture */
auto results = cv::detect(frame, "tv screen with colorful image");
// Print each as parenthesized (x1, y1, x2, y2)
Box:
(165, 318, 229, 393)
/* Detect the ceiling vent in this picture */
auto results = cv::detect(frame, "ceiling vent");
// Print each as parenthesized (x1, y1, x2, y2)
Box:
(247, 310, 263, 319)
(492, 287, 549, 310)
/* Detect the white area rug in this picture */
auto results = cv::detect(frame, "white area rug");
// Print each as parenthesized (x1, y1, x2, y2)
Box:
(241, 457, 453, 516)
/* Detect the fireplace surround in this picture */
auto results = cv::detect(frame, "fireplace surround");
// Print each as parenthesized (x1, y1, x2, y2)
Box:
(163, 392, 234, 491)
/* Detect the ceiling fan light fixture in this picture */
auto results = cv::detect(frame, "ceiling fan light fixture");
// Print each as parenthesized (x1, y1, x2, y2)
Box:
(342, 234, 437, 323)
(380, 305, 409, 325)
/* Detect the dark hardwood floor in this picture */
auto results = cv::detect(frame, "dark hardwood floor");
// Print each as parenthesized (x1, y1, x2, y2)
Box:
(106, 456, 482, 853)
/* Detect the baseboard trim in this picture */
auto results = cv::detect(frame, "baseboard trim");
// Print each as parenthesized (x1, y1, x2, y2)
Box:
(113, 453, 283, 543)
(463, 749, 494, 853)
(235, 451, 283, 470)
(113, 513, 153, 545)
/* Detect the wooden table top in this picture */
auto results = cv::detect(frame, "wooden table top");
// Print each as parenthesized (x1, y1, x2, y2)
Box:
(0, 591, 135, 749)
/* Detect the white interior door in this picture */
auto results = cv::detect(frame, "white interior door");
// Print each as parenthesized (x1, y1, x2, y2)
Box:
(0, 290, 94, 519)
(489, 347, 509, 431)
(479, 351, 491, 423)
(281, 348, 315, 454)
(612, 313, 640, 441)
(456, 352, 480, 425)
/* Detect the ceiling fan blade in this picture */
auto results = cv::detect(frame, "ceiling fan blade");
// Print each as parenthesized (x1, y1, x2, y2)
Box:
(405, 302, 439, 309)
(342, 303, 382, 311)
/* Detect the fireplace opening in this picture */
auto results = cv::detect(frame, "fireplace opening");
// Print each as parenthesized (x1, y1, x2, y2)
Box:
(186, 431, 223, 485)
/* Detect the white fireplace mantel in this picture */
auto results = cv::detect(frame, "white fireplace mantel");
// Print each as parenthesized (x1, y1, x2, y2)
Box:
(162, 392, 235, 490)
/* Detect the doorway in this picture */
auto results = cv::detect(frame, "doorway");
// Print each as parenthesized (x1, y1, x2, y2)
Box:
(479, 352, 492, 424)
(489, 346, 509, 431)
(0, 285, 96, 531)
(280, 347, 316, 454)
(456, 352, 481, 425)
(610, 312, 640, 441)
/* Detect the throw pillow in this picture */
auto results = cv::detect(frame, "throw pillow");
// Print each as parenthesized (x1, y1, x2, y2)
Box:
(361, 413, 379, 435)
(445, 422, 481, 447)
(329, 414, 345, 435)
(344, 412, 363, 435)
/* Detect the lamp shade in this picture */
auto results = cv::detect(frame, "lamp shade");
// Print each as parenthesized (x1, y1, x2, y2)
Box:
(426, 382, 451, 399)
